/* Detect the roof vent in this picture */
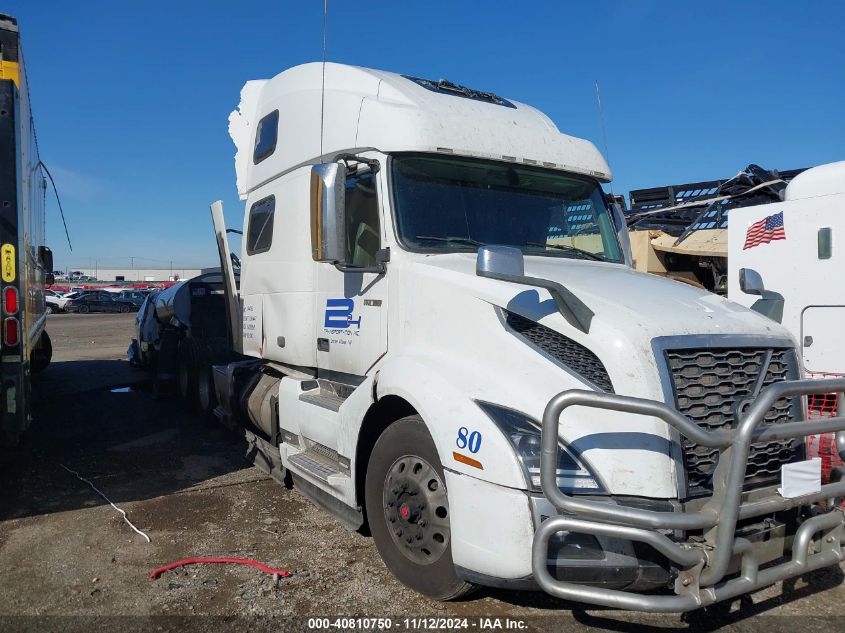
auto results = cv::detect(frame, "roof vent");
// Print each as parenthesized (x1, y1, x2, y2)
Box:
(403, 76, 516, 109)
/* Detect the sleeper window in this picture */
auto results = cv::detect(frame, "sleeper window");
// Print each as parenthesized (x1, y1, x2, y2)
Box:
(246, 196, 275, 255)
(253, 110, 279, 164)
(345, 170, 380, 267)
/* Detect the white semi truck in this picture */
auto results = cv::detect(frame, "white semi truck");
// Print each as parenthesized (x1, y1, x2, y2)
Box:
(728, 161, 845, 377)
(194, 63, 845, 612)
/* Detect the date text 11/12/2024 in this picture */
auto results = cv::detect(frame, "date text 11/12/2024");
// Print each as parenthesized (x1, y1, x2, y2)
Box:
(307, 617, 529, 630)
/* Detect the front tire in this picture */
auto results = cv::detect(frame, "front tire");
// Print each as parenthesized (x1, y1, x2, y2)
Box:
(365, 415, 476, 600)
(78, 304, 90, 314)
(119, 304, 131, 313)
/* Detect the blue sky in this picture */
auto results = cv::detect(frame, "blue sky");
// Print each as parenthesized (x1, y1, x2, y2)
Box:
(6, 1, 844, 272)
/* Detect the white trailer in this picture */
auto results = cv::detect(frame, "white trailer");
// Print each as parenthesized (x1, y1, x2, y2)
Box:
(196, 63, 845, 612)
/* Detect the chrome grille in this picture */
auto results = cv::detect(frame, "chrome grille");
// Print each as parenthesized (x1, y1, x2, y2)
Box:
(505, 311, 613, 393)
(666, 347, 800, 498)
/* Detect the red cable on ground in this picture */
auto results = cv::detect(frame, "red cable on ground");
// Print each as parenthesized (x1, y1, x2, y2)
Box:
(150, 557, 292, 580)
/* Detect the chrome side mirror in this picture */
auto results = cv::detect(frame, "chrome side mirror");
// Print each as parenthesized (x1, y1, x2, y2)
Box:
(476, 245, 593, 333)
(610, 203, 633, 267)
(310, 162, 347, 263)
(739, 268, 764, 296)
(476, 245, 525, 277)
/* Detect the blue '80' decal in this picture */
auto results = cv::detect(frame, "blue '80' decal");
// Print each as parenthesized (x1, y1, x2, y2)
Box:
(456, 427, 482, 453)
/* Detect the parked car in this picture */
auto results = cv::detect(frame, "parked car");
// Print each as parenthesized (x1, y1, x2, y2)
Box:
(47, 290, 88, 312)
(44, 289, 65, 313)
(64, 291, 136, 314)
(114, 290, 147, 307)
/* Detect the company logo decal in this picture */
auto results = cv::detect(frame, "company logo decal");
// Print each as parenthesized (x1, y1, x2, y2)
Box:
(324, 298, 361, 329)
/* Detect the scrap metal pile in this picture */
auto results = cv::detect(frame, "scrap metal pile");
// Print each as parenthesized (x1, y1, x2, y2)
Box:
(625, 165, 805, 293)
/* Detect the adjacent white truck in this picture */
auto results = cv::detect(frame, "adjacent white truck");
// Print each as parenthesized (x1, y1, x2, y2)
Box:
(203, 63, 845, 611)
(728, 161, 845, 377)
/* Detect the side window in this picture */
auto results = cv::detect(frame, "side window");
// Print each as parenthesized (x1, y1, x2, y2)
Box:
(345, 170, 380, 267)
(253, 110, 279, 164)
(246, 195, 275, 255)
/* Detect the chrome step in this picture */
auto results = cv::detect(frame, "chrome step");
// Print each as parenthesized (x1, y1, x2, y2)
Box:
(298, 378, 354, 412)
(288, 448, 346, 484)
(299, 391, 345, 411)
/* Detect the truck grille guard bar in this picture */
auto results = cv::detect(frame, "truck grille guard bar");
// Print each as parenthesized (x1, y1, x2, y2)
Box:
(532, 378, 845, 612)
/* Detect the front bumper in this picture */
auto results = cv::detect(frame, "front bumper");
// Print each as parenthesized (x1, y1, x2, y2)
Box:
(532, 378, 845, 613)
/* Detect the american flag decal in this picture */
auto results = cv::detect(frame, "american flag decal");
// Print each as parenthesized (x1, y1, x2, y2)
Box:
(743, 211, 786, 250)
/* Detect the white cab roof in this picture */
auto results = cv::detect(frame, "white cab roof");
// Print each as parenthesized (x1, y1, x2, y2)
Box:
(230, 63, 611, 199)
(785, 160, 845, 201)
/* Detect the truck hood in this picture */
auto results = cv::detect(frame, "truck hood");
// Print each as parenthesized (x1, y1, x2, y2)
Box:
(416, 253, 786, 342)
(401, 253, 795, 497)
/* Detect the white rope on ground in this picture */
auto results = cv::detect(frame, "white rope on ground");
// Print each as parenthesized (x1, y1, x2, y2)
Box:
(60, 464, 151, 543)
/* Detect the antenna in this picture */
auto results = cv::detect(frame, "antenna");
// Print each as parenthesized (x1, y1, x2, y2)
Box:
(319, 0, 328, 163)
(38, 160, 73, 251)
(594, 80, 613, 194)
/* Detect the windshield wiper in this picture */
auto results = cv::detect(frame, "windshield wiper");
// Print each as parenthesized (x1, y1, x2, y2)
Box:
(525, 241, 606, 261)
(415, 235, 486, 247)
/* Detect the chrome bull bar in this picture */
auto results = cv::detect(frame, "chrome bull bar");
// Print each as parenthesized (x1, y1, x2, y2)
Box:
(531, 378, 845, 612)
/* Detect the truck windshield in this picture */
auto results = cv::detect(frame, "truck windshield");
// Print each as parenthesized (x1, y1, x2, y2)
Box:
(391, 154, 623, 262)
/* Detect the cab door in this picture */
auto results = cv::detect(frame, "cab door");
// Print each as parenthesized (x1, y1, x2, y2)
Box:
(315, 166, 388, 378)
(802, 306, 845, 373)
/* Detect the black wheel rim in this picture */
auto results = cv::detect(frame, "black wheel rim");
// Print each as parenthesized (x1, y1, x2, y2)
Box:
(382, 455, 450, 565)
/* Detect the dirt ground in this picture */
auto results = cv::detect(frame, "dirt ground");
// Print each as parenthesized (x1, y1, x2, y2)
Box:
(0, 313, 843, 632)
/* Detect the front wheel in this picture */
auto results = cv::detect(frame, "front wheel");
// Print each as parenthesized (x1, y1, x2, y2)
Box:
(119, 304, 131, 313)
(365, 415, 476, 600)
(78, 304, 90, 314)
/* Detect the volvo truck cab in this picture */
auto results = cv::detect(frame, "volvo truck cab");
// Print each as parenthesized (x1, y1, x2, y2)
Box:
(210, 63, 845, 611)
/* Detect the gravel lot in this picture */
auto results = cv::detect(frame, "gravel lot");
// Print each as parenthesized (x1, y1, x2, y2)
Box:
(0, 313, 842, 632)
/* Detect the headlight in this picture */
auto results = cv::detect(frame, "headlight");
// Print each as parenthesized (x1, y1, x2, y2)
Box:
(477, 401, 604, 493)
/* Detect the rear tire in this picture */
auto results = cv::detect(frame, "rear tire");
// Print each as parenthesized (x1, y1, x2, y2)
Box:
(365, 415, 476, 600)
(78, 304, 90, 314)
(30, 331, 52, 374)
(119, 304, 131, 313)
(176, 340, 198, 410)
(191, 341, 217, 419)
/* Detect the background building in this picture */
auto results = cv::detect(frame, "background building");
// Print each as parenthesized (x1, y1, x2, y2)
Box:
(64, 267, 204, 282)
